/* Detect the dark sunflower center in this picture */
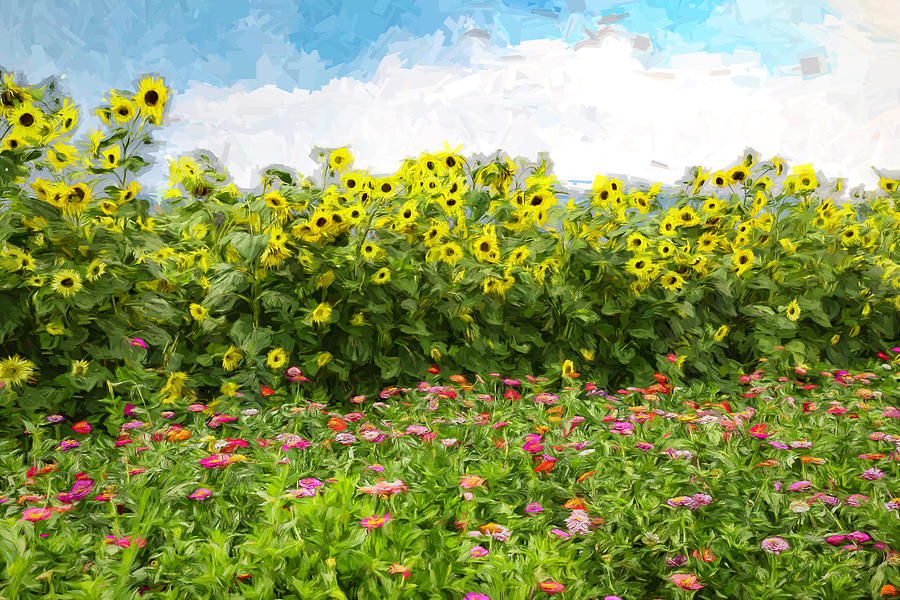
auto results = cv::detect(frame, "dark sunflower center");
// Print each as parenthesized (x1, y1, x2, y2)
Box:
(73, 187, 85, 201)
(599, 191, 609, 200)
(715, 177, 724, 185)
(108, 154, 116, 162)
(426, 161, 435, 170)
(316, 217, 327, 227)
(446, 157, 456, 168)
(445, 248, 455, 255)
(446, 198, 456, 206)
(479, 242, 490, 252)
(403, 210, 411, 219)
(19, 112, 35, 127)
(733, 170, 745, 181)
(332, 214, 343, 224)
(64, 118, 72, 128)
(61, 278, 74, 288)
(801, 178, 810, 186)
(118, 107, 129, 116)
(739, 256, 748, 264)
(347, 179, 357, 188)
(144, 90, 159, 106)
(611, 183, 618, 191)
(9, 139, 19, 149)
(450, 183, 458, 193)
(530, 195, 543, 207)
(635, 261, 645, 269)
(381, 183, 391, 193)
(351, 210, 360, 218)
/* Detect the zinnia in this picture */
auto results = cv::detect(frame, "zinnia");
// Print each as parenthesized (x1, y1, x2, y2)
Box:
(361, 513, 393, 530)
(188, 488, 213, 500)
(538, 581, 566, 594)
(670, 573, 704, 590)
(761, 537, 790, 553)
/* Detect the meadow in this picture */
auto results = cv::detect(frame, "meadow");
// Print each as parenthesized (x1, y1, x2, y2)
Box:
(1, 73, 899, 599)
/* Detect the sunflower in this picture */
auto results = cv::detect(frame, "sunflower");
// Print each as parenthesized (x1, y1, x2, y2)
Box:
(15, 252, 36, 271)
(46, 322, 66, 335)
(628, 191, 651, 213)
(101, 145, 121, 169)
(0, 355, 37, 388)
(371, 267, 391, 284)
(374, 176, 399, 199)
(0, 73, 34, 116)
(393, 200, 417, 228)
(657, 241, 676, 260)
(133, 76, 168, 125)
(658, 217, 678, 237)
(839, 225, 861, 247)
(785, 299, 801, 322)
(561, 359, 578, 378)
(222, 345, 243, 371)
(70, 359, 90, 377)
(626, 233, 651, 254)
(524, 188, 553, 213)
(423, 222, 449, 248)
(732, 249, 755, 276)
(879, 175, 898, 193)
(266, 348, 289, 370)
(359, 242, 383, 262)
(438, 193, 464, 216)
(697, 231, 720, 253)
(350, 313, 368, 327)
(311, 302, 333, 326)
(508, 245, 530, 266)
(98, 200, 118, 215)
(691, 168, 711, 195)
(189, 303, 208, 322)
(85, 259, 107, 281)
(46, 142, 78, 171)
(110, 93, 137, 123)
(658, 271, 685, 292)
(51, 269, 83, 297)
(1, 133, 26, 152)
(625, 256, 658, 280)
(329, 147, 353, 173)
(727, 165, 749, 184)
(471, 235, 500, 263)
(714, 324, 730, 342)
(711, 171, 728, 187)
(54, 97, 79, 135)
(9, 103, 46, 138)
(439, 242, 463, 266)
(674, 206, 700, 227)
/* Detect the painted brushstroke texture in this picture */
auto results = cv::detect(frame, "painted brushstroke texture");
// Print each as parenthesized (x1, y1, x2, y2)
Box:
(2, 0, 897, 193)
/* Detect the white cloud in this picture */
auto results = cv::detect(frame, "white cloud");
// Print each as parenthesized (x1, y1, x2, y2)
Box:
(152, 13, 900, 194)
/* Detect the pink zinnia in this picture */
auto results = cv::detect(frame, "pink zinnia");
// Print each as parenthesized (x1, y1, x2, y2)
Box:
(188, 488, 213, 500)
(59, 439, 79, 452)
(464, 594, 490, 600)
(470, 545, 489, 558)
(860, 468, 885, 480)
(670, 573, 704, 590)
(199, 454, 231, 469)
(761, 537, 790, 553)
(525, 502, 543, 514)
(72, 421, 91, 434)
(538, 581, 566, 594)
(20, 507, 54, 522)
(127, 337, 148, 348)
(361, 513, 393, 530)
(788, 481, 812, 492)
(460, 475, 486, 489)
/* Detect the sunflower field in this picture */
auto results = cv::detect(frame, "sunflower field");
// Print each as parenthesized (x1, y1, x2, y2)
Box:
(1, 73, 900, 599)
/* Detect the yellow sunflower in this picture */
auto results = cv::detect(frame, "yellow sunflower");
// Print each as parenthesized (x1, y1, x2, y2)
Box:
(626, 233, 651, 254)
(1, 133, 26, 152)
(51, 269, 83, 297)
(727, 165, 749, 185)
(0, 355, 37, 388)
(657, 241, 676, 260)
(714, 324, 730, 341)
(371, 267, 391, 284)
(732, 249, 755, 276)
(878, 175, 898, 193)
(133, 76, 168, 125)
(110, 93, 137, 123)
(711, 171, 729, 187)
(266, 348, 289, 370)
(697, 231, 720, 253)
(471, 235, 500, 263)
(839, 225, 861, 247)
(85, 259, 107, 281)
(785, 299, 801, 322)
(625, 256, 658, 280)
(222, 345, 243, 371)
(439, 242, 463, 266)
(658, 216, 678, 237)
(9, 103, 46, 139)
(361, 242, 384, 261)
(422, 222, 449, 248)
(46, 142, 78, 171)
(658, 271, 685, 292)
(101, 145, 121, 169)
(311, 302, 333, 326)
(189, 303, 208, 322)
(508, 245, 530, 266)
(674, 205, 700, 228)
(329, 147, 353, 173)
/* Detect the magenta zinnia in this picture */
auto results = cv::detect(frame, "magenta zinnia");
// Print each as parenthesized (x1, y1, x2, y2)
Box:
(188, 488, 213, 500)
(361, 513, 393, 530)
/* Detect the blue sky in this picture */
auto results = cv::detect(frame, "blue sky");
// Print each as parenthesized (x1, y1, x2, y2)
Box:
(2, 0, 897, 191)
